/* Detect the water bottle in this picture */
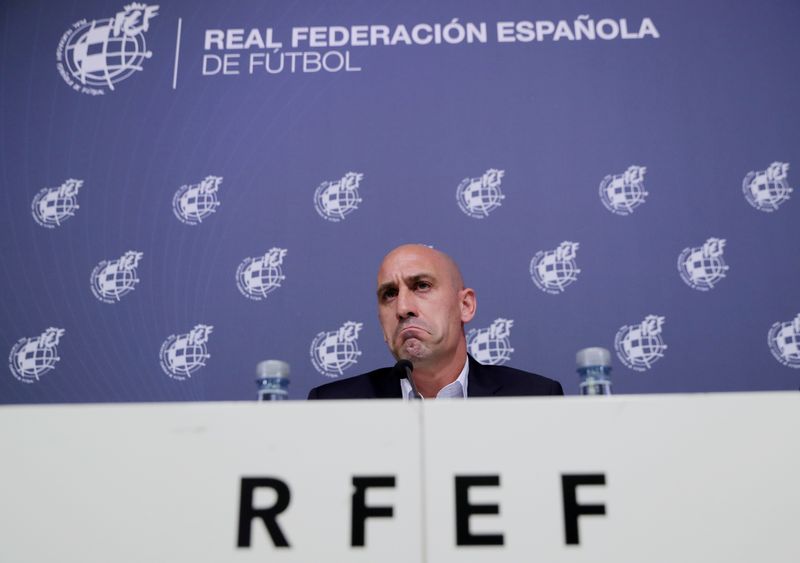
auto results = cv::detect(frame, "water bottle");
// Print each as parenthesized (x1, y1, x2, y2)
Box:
(256, 360, 290, 401)
(576, 347, 612, 395)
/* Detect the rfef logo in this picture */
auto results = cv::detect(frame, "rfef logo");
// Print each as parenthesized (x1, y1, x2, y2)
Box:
(160, 325, 214, 380)
(31, 179, 84, 228)
(743, 162, 792, 212)
(599, 165, 648, 216)
(530, 241, 581, 294)
(768, 314, 800, 369)
(236, 248, 288, 301)
(615, 315, 667, 372)
(9, 328, 66, 383)
(457, 168, 505, 218)
(678, 238, 728, 291)
(467, 318, 515, 365)
(310, 321, 363, 377)
(173, 176, 222, 225)
(56, 3, 159, 95)
(314, 172, 364, 222)
(91, 251, 143, 303)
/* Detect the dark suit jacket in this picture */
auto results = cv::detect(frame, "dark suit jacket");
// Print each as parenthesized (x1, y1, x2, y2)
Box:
(307, 355, 563, 399)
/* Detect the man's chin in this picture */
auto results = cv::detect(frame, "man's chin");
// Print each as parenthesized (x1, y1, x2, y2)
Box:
(398, 341, 429, 361)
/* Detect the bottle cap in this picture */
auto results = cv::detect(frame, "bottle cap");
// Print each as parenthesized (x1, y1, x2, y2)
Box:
(576, 347, 611, 368)
(256, 360, 290, 379)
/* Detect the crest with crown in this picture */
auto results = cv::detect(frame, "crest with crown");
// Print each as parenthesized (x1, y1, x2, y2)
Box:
(9, 328, 66, 383)
(56, 3, 159, 95)
(678, 237, 729, 291)
(743, 162, 792, 212)
(615, 315, 667, 372)
(530, 241, 581, 294)
(768, 314, 800, 368)
(310, 321, 363, 377)
(467, 318, 515, 365)
(599, 165, 648, 215)
(457, 168, 506, 219)
(173, 176, 222, 225)
(159, 325, 213, 380)
(314, 172, 364, 222)
(91, 251, 143, 303)
(236, 248, 288, 301)
(31, 179, 83, 228)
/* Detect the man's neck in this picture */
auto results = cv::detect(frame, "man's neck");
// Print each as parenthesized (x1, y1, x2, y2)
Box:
(411, 350, 468, 398)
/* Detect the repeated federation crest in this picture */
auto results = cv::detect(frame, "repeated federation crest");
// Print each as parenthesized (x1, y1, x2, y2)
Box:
(678, 237, 729, 291)
(599, 165, 648, 215)
(31, 179, 84, 228)
(615, 315, 667, 372)
(9, 328, 66, 384)
(90, 251, 143, 303)
(236, 248, 288, 301)
(530, 241, 581, 294)
(314, 172, 364, 222)
(56, 3, 159, 95)
(467, 318, 515, 365)
(310, 321, 363, 378)
(159, 325, 213, 380)
(768, 314, 800, 369)
(172, 176, 222, 225)
(456, 168, 505, 218)
(742, 162, 792, 212)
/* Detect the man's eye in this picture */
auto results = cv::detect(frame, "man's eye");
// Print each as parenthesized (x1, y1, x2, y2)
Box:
(415, 281, 431, 290)
(382, 288, 397, 300)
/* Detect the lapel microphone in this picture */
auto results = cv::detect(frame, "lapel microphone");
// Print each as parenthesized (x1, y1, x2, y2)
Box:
(393, 359, 422, 400)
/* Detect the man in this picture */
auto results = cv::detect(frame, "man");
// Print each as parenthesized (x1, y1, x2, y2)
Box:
(308, 244, 563, 399)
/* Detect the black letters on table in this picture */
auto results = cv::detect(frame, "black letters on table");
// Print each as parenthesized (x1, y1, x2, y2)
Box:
(561, 473, 606, 545)
(235, 472, 608, 549)
(351, 476, 396, 547)
(455, 475, 504, 546)
(237, 477, 291, 548)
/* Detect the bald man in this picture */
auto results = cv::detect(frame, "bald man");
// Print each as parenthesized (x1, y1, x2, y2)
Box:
(308, 244, 563, 399)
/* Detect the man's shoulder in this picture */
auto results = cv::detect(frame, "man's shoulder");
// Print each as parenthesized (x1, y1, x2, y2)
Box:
(307, 358, 564, 399)
(470, 360, 564, 397)
(307, 366, 399, 400)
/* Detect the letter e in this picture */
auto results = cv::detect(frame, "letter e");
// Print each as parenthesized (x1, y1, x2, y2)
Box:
(455, 475, 504, 546)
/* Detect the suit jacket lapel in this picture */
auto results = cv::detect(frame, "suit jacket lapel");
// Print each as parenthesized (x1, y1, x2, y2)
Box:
(370, 368, 404, 398)
(466, 355, 502, 397)
(369, 356, 500, 398)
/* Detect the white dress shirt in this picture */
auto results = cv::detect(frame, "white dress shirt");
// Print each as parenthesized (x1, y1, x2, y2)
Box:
(400, 356, 469, 400)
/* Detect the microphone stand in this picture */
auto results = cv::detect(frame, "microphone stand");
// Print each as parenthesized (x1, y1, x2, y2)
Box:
(393, 359, 423, 400)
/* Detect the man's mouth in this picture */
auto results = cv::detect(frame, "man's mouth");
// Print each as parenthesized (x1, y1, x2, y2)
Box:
(398, 325, 427, 341)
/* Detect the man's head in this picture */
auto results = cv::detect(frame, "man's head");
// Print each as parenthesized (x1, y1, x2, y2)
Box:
(376, 244, 476, 367)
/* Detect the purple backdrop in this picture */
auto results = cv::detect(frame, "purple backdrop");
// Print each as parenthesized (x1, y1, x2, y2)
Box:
(1, 0, 798, 403)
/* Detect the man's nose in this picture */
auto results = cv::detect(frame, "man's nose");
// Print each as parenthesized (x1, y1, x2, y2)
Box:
(396, 287, 417, 320)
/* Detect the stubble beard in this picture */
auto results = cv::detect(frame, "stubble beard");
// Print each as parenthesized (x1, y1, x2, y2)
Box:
(399, 338, 430, 361)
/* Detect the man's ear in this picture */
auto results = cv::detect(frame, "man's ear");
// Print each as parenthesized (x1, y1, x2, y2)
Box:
(459, 288, 476, 323)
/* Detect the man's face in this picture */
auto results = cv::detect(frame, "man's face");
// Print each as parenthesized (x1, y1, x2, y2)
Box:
(376, 246, 476, 364)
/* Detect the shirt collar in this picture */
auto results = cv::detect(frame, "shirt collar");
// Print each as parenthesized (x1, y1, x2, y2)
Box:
(400, 355, 469, 400)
